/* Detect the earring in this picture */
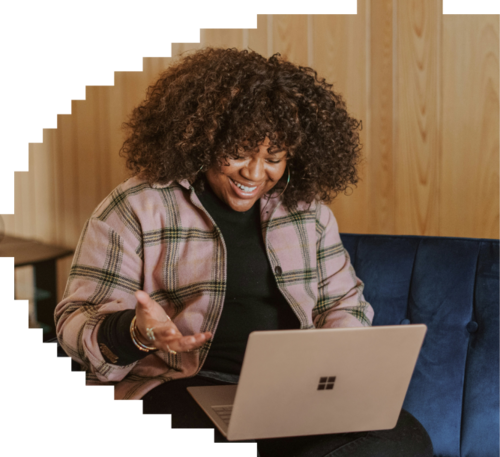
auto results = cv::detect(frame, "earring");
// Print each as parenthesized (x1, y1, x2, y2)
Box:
(276, 166, 290, 200)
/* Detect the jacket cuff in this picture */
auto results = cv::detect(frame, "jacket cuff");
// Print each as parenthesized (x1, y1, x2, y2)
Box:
(97, 310, 152, 366)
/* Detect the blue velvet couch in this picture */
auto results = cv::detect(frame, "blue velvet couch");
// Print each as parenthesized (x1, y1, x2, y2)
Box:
(54, 233, 498, 456)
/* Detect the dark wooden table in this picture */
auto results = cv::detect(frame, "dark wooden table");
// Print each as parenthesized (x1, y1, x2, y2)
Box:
(0, 234, 74, 341)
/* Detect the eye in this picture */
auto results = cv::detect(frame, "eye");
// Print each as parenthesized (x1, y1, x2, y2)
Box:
(233, 156, 283, 164)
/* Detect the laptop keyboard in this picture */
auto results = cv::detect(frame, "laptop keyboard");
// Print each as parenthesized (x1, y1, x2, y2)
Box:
(211, 405, 233, 425)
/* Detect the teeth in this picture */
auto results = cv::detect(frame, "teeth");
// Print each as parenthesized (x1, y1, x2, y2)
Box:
(232, 179, 257, 192)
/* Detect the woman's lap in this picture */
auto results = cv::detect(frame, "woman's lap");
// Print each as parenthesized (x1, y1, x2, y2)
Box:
(142, 376, 433, 457)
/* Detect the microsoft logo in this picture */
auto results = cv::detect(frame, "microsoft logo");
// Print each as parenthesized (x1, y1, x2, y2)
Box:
(317, 376, 336, 390)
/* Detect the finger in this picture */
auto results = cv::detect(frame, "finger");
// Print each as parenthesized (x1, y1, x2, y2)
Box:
(177, 333, 208, 346)
(160, 331, 212, 345)
(166, 332, 212, 352)
(153, 324, 179, 340)
(135, 290, 156, 308)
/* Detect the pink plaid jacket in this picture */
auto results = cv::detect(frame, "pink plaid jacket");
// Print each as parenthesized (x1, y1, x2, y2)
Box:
(55, 176, 374, 400)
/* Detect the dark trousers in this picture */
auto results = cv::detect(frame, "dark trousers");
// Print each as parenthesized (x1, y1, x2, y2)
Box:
(142, 375, 433, 457)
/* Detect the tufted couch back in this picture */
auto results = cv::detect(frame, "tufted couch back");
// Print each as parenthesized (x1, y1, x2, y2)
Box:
(340, 234, 499, 457)
(54, 232, 498, 455)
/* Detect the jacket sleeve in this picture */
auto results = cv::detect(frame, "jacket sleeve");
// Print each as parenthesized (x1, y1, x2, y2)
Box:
(312, 203, 374, 329)
(54, 215, 145, 383)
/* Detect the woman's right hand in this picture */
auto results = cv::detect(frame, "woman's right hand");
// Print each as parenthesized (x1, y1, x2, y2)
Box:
(134, 290, 212, 353)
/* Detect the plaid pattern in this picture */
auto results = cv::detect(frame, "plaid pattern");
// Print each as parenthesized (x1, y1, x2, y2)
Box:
(55, 176, 374, 400)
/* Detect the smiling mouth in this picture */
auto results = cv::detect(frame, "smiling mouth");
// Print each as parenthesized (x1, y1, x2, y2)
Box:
(230, 178, 258, 193)
(228, 176, 260, 198)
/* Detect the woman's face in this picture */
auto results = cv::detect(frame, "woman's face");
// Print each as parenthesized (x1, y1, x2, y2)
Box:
(205, 138, 288, 212)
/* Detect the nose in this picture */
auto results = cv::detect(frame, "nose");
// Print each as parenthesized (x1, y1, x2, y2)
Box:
(241, 156, 265, 182)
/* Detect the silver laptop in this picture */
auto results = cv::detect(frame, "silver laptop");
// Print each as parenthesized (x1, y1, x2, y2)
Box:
(187, 324, 427, 441)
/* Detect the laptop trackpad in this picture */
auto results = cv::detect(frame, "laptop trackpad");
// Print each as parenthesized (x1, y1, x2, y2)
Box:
(187, 385, 238, 435)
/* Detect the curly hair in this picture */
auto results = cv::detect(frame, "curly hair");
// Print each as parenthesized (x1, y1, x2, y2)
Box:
(120, 47, 362, 209)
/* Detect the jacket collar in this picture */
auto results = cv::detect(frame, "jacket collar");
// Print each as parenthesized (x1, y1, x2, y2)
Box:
(150, 179, 317, 221)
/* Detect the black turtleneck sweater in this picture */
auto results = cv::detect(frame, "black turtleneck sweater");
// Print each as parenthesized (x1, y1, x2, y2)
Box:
(97, 183, 300, 373)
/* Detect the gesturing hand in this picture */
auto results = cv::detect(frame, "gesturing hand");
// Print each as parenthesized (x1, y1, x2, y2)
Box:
(134, 290, 212, 353)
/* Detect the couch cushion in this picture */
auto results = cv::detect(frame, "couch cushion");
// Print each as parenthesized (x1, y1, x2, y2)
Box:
(461, 241, 499, 457)
(341, 234, 499, 457)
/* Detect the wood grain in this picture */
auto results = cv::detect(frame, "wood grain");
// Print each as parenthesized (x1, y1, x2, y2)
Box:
(105, 74, 132, 189)
(440, 15, 499, 239)
(172, 42, 202, 59)
(92, 86, 113, 208)
(72, 96, 101, 233)
(3, 9, 498, 293)
(367, 0, 395, 234)
(32, 134, 55, 243)
(272, 15, 308, 65)
(54, 111, 80, 246)
(248, 15, 268, 57)
(13, 169, 25, 237)
(313, 5, 369, 234)
(394, 0, 442, 236)
(201, 28, 243, 49)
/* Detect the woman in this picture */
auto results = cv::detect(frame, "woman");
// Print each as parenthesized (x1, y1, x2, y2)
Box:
(55, 47, 432, 456)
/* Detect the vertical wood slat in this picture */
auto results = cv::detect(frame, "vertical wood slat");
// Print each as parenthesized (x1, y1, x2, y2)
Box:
(54, 111, 80, 247)
(394, 0, 442, 236)
(2, 9, 499, 294)
(201, 28, 244, 49)
(26, 147, 37, 238)
(313, 5, 370, 234)
(307, 15, 313, 68)
(242, 29, 249, 50)
(267, 15, 274, 58)
(49, 99, 72, 303)
(72, 93, 103, 238)
(248, 15, 268, 57)
(49, 113, 64, 245)
(272, 15, 309, 65)
(29, 126, 55, 243)
(366, 0, 394, 235)
(106, 75, 131, 189)
(93, 85, 113, 209)
(54, 89, 85, 300)
(172, 42, 202, 59)
(13, 170, 25, 237)
(440, 15, 499, 239)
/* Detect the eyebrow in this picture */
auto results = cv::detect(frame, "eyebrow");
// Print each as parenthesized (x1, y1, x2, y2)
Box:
(267, 149, 288, 156)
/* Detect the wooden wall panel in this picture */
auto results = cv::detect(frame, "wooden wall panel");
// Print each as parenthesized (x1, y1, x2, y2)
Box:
(248, 15, 269, 57)
(394, 0, 442, 236)
(32, 132, 56, 243)
(3, 171, 23, 237)
(103, 80, 131, 190)
(92, 86, 113, 210)
(72, 96, 104, 236)
(52, 113, 63, 245)
(2, 10, 498, 309)
(201, 28, 244, 49)
(272, 15, 308, 65)
(441, 15, 499, 239)
(368, 0, 395, 235)
(142, 58, 171, 84)
(25, 148, 37, 238)
(172, 42, 202, 59)
(56, 102, 82, 246)
(313, 5, 370, 234)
